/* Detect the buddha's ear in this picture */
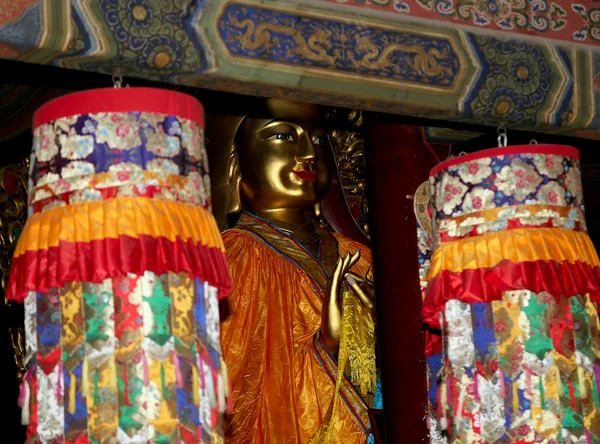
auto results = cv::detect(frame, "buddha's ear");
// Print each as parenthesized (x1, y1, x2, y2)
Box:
(205, 114, 245, 229)
(227, 143, 242, 215)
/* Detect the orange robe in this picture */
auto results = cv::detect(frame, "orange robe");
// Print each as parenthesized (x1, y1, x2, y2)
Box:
(220, 214, 372, 443)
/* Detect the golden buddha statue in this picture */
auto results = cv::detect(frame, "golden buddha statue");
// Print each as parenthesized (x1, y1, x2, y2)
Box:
(209, 99, 377, 443)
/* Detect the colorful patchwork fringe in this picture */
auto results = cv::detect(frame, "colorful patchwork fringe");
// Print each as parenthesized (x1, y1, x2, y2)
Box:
(7, 88, 232, 443)
(422, 145, 600, 443)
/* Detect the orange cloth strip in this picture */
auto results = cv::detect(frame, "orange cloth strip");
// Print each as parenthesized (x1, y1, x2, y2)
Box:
(428, 227, 600, 280)
(14, 197, 225, 258)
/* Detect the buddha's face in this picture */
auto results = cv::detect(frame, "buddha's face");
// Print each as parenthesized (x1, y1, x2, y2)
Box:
(235, 110, 332, 212)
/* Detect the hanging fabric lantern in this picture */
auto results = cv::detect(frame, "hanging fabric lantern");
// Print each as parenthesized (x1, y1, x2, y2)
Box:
(6, 88, 232, 443)
(423, 145, 600, 442)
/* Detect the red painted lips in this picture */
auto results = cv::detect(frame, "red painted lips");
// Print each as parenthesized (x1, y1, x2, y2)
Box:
(292, 170, 318, 182)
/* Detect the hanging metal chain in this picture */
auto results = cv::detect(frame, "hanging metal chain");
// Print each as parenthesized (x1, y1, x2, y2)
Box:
(497, 126, 508, 147)
(112, 74, 123, 88)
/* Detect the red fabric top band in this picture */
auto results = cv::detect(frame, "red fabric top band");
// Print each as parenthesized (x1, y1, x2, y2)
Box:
(33, 88, 204, 129)
(429, 144, 580, 177)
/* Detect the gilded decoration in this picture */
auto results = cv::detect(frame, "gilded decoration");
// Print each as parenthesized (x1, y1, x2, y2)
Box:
(218, 3, 460, 88)
(328, 110, 370, 239)
(0, 158, 29, 381)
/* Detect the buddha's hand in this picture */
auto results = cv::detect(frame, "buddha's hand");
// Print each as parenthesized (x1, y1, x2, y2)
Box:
(321, 251, 376, 354)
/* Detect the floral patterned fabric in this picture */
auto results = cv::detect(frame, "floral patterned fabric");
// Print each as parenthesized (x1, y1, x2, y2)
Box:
(423, 145, 600, 443)
(9, 89, 232, 443)
(30, 111, 211, 212)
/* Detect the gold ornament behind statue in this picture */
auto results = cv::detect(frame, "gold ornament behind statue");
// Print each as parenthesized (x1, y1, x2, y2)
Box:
(0, 157, 29, 381)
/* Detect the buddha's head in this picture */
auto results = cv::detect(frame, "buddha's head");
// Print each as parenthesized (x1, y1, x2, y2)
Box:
(208, 99, 332, 226)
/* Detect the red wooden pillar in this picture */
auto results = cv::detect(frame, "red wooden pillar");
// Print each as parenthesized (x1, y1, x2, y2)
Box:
(364, 121, 442, 442)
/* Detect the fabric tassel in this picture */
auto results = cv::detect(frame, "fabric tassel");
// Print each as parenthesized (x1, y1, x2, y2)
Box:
(577, 367, 587, 401)
(539, 378, 545, 410)
(567, 378, 578, 411)
(69, 372, 76, 415)
(512, 381, 519, 414)
(161, 362, 168, 400)
(192, 364, 199, 406)
(81, 360, 89, 399)
(20, 378, 30, 425)
(555, 368, 563, 397)
(456, 384, 466, 425)
(343, 285, 377, 398)
(18, 367, 32, 409)
(217, 371, 225, 414)
(174, 354, 183, 388)
(109, 359, 117, 389)
(123, 365, 130, 406)
(143, 354, 149, 385)
(199, 356, 206, 400)
(595, 365, 600, 403)
(220, 357, 232, 413)
(446, 373, 452, 411)
(206, 365, 216, 409)
(94, 369, 100, 405)
(56, 363, 62, 401)
(440, 373, 447, 417)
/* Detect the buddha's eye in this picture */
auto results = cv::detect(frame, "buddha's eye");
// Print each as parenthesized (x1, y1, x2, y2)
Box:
(266, 133, 294, 141)
(313, 136, 328, 145)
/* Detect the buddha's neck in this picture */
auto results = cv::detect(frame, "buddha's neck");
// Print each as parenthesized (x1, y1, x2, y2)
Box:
(252, 208, 309, 229)
(251, 208, 321, 256)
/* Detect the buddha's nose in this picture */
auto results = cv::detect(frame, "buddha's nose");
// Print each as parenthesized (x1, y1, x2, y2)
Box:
(295, 132, 317, 163)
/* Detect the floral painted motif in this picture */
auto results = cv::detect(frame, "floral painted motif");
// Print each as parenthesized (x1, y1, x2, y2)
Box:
(430, 151, 582, 220)
(572, 4, 600, 41)
(67, 0, 215, 80)
(325, 0, 577, 42)
(466, 35, 553, 126)
(415, 0, 567, 32)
